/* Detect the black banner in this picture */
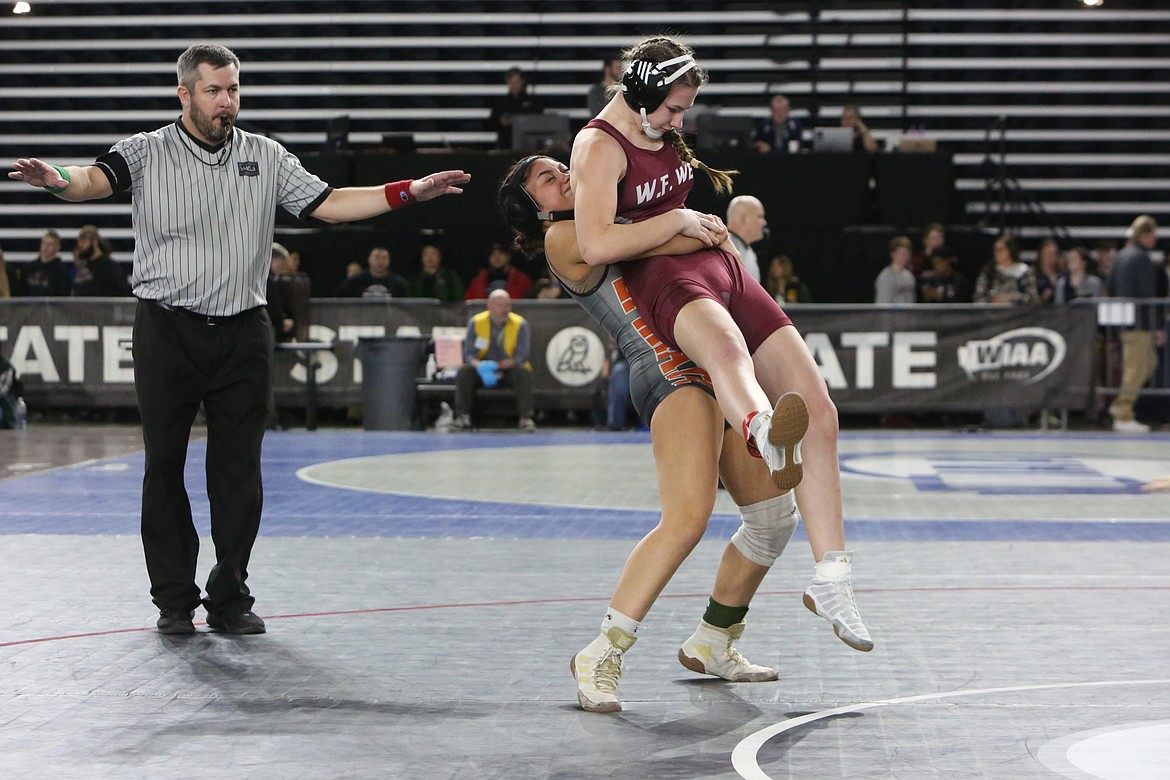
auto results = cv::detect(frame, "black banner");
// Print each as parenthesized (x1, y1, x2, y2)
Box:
(785, 303, 1096, 412)
(0, 299, 1096, 412)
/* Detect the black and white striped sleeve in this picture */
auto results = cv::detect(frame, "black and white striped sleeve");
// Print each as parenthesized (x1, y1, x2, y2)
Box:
(274, 145, 332, 220)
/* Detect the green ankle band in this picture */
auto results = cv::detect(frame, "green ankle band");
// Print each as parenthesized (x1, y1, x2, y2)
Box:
(703, 598, 749, 629)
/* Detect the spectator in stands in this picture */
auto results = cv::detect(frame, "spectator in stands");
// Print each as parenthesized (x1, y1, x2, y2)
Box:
(464, 240, 533, 300)
(603, 339, 632, 431)
(973, 235, 1041, 428)
(911, 222, 946, 277)
(343, 260, 362, 279)
(1055, 246, 1104, 303)
(1094, 239, 1118, 282)
(918, 245, 971, 303)
(333, 246, 408, 297)
(489, 67, 543, 150)
(1057, 245, 1109, 424)
(587, 55, 623, 118)
(974, 235, 1038, 304)
(726, 195, 767, 283)
(1034, 237, 1064, 304)
(407, 243, 464, 302)
(525, 276, 568, 299)
(266, 243, 296, 342)
(874, 236, 917, 303)
(764, 255, 813, 304)
(453, 289, 536, 431)
(752, 95, 803, 154)
(23, 229, 72, 297)
(0, 241, 11, 298)
(1106, 215, 1163, 433)
(286, 249, 302, 273)
(840, 104, 878, 153)
(71, 224, 131, 297)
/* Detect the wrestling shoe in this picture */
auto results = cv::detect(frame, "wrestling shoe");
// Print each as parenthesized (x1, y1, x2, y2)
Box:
(571, 627, 637, 713)
(756, 392, 809, 491)
(803, 551, 873, 652)
(678, 620, 778, 682)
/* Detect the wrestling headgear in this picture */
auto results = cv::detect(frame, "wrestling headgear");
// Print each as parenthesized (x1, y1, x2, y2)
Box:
(620, 54, 697, 139)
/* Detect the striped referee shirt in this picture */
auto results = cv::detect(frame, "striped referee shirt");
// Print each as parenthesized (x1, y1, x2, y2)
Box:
(95, 119, 330, 316)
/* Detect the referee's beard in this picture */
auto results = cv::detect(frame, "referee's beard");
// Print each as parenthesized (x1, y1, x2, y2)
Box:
(189, 102, 236, 145)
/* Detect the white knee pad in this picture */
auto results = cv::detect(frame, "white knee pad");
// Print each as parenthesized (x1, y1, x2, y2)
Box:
(731, 492, 798, 568)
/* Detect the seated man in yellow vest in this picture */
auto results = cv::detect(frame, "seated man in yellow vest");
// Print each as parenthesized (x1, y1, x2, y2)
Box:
(454, 289, 536, 430)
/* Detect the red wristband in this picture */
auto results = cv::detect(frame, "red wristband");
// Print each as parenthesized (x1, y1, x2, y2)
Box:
(384, 179, 416, 209)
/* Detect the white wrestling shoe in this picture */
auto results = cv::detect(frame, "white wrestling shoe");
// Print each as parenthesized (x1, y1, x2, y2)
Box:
(678, 620, 778, 682)
(571, 627, 637, 713)
(803, 551, 874, 652)
(756, 392, 809, 491)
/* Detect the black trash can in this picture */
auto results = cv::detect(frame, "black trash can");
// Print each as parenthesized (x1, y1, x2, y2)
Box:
(357, 336, 428, 430)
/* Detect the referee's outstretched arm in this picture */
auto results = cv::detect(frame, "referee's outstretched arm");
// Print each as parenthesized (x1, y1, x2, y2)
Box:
(309, 170, 471, 224)
(10, 157, 470, 221)
(9, 157, 113, 202)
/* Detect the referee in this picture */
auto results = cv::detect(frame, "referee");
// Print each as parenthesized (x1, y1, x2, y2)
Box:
(9, 43, 470, 635)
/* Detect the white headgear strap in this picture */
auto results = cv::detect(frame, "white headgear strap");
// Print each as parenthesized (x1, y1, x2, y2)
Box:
(639, 107, 664, 139)
(656, 54, 697, 86)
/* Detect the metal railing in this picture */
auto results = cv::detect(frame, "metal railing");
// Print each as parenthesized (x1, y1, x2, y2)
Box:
(1094, 297, 1170, 396)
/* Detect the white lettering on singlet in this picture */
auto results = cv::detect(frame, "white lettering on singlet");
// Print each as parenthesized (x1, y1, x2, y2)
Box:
(634, 165, 691, 205)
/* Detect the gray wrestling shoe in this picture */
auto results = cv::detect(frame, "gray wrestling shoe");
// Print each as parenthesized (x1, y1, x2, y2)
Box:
(804, 551, 873, 652)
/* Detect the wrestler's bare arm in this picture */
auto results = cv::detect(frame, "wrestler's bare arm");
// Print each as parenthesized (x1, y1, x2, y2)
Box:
(569, 129, 720, 266)
(544, 218, 726, 285)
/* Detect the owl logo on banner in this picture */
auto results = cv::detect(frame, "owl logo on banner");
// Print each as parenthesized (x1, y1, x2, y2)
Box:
(546, 326, 604, 387)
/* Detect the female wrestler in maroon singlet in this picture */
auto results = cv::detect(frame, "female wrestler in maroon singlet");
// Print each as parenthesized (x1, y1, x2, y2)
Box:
(569, 35, 873, 657)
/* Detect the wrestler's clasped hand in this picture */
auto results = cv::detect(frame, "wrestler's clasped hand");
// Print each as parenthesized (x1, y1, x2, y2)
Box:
(678, 208, 724, 245)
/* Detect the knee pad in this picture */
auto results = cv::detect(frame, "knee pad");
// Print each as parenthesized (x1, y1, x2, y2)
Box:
(731, 493, 798, 568)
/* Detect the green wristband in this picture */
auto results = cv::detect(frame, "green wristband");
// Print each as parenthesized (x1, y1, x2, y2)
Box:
(43, 165, 71, 195)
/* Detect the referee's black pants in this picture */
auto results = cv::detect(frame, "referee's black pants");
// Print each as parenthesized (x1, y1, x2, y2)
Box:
(133, 301, 273, 614)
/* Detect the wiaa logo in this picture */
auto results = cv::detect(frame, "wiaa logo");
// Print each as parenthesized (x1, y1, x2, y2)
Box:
(957, 327, 1066, 385)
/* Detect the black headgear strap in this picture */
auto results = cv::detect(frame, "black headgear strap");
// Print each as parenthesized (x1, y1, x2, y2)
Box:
(499, 155, 574, 236)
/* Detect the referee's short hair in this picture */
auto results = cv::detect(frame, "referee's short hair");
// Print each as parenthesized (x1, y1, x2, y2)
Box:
(177, 43, 240, 89)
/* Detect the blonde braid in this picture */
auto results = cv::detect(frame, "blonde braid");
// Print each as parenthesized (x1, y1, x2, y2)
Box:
(666, 130, 737, 194)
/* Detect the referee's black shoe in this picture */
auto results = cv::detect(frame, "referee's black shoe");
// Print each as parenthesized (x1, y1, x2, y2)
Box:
(156, 607, 196, 635)
(206, 606, 267, 635)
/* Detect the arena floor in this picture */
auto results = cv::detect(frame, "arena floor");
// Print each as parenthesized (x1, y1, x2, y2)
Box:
(1, 423, 1168, 779)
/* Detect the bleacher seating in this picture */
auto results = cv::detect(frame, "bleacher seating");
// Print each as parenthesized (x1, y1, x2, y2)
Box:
(3, 1, 1166, 271)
